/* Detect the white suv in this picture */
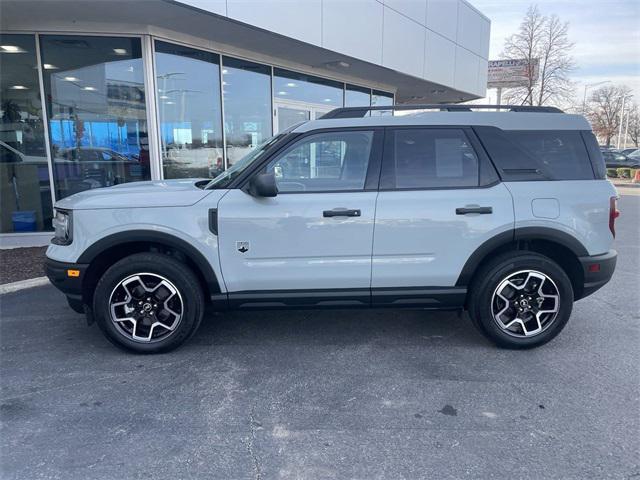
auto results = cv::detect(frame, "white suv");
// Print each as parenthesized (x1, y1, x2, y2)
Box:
(45, 105, 618, 353)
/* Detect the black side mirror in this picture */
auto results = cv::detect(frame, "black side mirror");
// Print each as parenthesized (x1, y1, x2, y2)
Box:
(247, 172, 278, 197)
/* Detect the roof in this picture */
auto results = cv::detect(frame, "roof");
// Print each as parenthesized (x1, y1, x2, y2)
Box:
(294, 111, 591, 133)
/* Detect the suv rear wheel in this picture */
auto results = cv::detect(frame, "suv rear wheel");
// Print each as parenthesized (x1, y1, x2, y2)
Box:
(93, 253, 204, 353)
(468, 252, 574, 349)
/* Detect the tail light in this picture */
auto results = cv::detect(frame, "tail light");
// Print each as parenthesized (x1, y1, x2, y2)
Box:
(609, 196, 620, 237)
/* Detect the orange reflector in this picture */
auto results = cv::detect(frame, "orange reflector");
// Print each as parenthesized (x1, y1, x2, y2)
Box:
(67, 269, 80, 278)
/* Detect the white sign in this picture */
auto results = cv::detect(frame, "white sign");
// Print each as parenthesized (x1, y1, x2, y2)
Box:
(487, 59, 539, 88)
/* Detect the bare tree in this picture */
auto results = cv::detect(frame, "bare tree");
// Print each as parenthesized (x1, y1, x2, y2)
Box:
(587, 85, 632, 147)
(627, 104, 640, 148)
(502, 5, 575, 106)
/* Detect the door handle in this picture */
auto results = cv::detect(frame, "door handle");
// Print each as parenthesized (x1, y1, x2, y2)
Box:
(323, 208, 361, 218)
(456, 206, 493, 215)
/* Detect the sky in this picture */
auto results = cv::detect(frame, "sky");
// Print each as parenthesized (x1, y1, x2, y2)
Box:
(470, 0, 640, 104)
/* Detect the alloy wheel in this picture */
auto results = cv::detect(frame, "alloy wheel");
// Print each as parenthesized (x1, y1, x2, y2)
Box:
(491, 270, 560, 338)
(108, 273, 184, 343)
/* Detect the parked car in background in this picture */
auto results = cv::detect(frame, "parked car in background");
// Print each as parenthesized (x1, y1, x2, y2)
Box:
(627, 149, 640, 162)
(53, 147, 146, 195)
(58, 147, 138, 165)
(602, 150, 640, 169)
(619, 148, 637, 156)
(1, 140, 50, 164)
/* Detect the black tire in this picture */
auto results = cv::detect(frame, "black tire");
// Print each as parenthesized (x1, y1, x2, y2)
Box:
(468, 251, 574, 349)
(93, 252, 205, 353)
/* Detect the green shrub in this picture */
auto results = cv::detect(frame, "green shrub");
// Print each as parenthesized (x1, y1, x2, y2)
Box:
(617, 168, 632, 179)
(607, 168, 618, 178)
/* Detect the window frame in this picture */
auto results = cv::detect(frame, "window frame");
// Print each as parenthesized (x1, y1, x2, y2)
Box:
(379, 126, 498, 192)
(236, 127, 384, 194)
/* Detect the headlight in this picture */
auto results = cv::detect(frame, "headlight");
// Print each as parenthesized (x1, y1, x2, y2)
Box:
(52, 209, 72, 245)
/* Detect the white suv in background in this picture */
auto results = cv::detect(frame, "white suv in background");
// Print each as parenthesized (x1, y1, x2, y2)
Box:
(45, 105, 618, 353)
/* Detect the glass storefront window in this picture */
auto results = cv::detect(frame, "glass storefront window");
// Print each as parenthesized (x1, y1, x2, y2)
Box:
(40, 35, 151, 199)
(222, 57, 271, 167)
(371, 90, 394, 106)
(273, 68, 343, 108)
(273, 68, 343, 130)
(371, 89, 394, 116)
(345, 84, 371, 107)
(155, 41, 224, 179)
(0, 34, 53, 233)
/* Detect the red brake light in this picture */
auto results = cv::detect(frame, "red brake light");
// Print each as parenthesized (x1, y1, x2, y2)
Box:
(609, 196, 620, 237)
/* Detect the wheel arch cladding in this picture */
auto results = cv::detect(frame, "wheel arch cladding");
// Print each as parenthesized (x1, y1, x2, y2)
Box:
(457, 227, 586, 300)
(78, 230, 221, 304)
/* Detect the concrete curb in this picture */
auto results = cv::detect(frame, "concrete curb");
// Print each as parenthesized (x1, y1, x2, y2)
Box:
(0, 277, 50, 295)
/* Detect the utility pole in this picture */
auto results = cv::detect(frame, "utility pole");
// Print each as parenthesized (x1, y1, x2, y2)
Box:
(624, 109, 630, 149)
(617, 95, 632, 149)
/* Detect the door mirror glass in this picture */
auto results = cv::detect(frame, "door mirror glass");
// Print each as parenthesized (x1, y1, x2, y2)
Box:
(248, 172, 278, 197)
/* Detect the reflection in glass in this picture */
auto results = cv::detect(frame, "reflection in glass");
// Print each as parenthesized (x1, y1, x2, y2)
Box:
(40, 35, 151, 198)
(371, 90, 393, 106)
(155, 41, 224, 179)
(345, 84, 371, 107)
(273, 68, 343, 108)
(221, 57, 271, 167)
(371, 89, 394, 116)
(276, 106, 309, 133)
(273, 68, 343, 129)
(0, 34, 53, 233)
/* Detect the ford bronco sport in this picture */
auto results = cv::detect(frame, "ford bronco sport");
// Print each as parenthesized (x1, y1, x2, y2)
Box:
(45, 104, 618, 353)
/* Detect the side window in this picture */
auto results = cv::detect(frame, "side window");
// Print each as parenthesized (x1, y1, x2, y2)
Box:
(475, 127, 595, 181)
(506, 131, 593, 180)
(383, 128, 479, 189)
(266, 130, 374, 192)
(581, 131, 605, 179)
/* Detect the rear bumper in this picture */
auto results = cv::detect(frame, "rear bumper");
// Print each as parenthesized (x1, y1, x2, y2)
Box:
(578, 250, 617, 299)
(44, 257, 88, 301)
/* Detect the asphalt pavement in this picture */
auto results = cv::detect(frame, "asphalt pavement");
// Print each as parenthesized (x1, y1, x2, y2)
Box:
(1, 194, 638, 480)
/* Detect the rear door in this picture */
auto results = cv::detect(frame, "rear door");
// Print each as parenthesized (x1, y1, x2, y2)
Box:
(217, 128, 383, 305)
(371, 126, 514, 305)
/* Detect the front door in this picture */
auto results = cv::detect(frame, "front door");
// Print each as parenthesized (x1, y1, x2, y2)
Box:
(217, 128, 383, 305)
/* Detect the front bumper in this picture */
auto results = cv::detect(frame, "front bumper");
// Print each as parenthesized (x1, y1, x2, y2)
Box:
(578, 250, 617, 299)
(44, 257, 88, 301)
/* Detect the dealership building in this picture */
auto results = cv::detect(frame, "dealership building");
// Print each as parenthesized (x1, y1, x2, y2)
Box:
(0, 0, 490, 246)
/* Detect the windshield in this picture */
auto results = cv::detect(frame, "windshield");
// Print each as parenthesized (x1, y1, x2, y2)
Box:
(204, 126, 298, 189)
(628, 150, 640, 159)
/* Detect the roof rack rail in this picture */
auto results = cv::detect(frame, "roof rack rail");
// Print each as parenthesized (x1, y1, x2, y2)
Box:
(320, 104, 564, 119)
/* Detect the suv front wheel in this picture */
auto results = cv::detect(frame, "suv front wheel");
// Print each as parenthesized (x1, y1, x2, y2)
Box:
(468, 252, 574, 349)
(93, 253, 205, 353)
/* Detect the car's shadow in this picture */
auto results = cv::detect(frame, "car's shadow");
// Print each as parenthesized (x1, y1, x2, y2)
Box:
(189, 305, 487, 349)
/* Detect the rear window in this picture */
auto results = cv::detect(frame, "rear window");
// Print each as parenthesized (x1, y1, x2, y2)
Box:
(474, 127, 595, 181)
